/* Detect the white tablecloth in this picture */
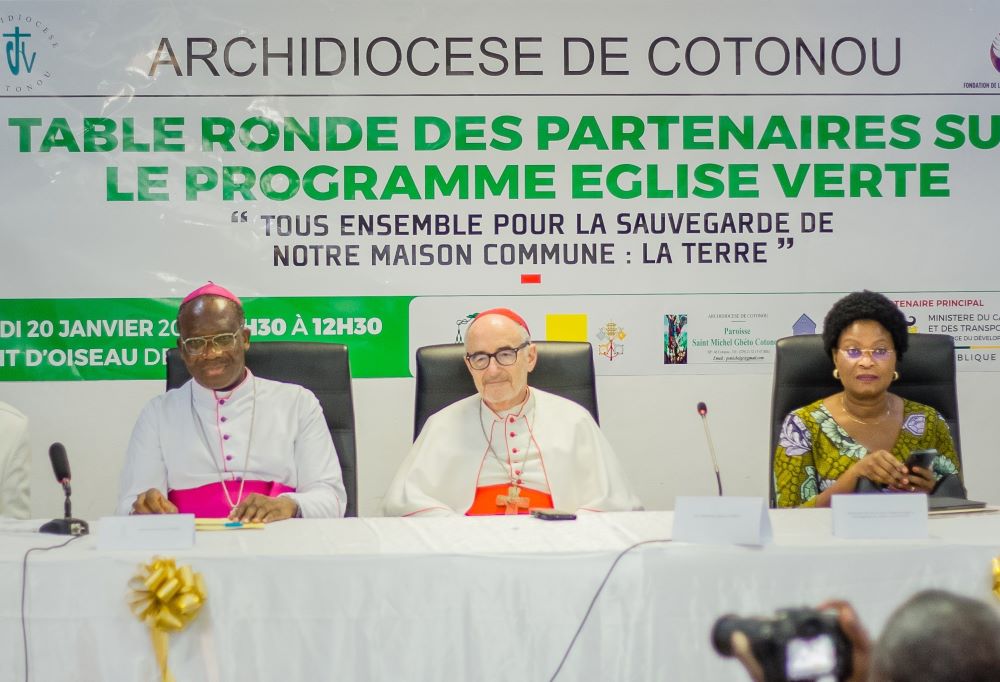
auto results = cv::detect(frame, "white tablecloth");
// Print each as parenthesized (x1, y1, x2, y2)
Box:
(2, 510, 999, 681)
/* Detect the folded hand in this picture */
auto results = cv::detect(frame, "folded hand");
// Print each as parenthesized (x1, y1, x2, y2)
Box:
(852, 449, 908, 488)
(229, 493, 298, 523)
(131, 488, 178, 515)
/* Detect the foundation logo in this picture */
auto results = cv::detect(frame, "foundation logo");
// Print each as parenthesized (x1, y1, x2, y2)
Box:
(992, 35, 1000, 73)
(1, 12, 58, 94)
(454, 313, 477, 342)
(595, 322, 626, 362)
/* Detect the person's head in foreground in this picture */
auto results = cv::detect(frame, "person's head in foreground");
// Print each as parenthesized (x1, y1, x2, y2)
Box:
(871, 589, 1000, 682)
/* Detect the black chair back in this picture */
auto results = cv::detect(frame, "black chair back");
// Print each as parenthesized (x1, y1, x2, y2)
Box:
(414, 341, 598, 440)
(166, 342, 358, 517)
(769, 333, 961, 507)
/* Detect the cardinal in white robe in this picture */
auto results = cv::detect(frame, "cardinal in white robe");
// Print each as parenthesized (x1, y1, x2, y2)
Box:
(382, 308, 642, 517)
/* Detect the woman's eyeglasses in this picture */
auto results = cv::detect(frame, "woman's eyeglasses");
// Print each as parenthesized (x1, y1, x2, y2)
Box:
(838, 347, 894, 361)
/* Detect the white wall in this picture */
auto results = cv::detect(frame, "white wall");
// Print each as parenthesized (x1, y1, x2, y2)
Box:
(8, 371, 998, 521)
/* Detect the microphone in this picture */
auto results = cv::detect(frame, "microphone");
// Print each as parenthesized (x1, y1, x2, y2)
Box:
(696, 402, 724, 496)
(39, 442, 89, 536)
(50, 441, 71, 485)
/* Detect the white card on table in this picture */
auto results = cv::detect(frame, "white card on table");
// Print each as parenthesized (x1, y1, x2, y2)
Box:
(832, 494, 927, 539)
(96, 514, 195, 550)
(672, 496, 772, 546)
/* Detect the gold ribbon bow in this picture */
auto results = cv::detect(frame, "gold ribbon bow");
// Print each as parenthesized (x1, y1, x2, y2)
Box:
(993, 557, 1000, 602)
(128, 557, 206, 682)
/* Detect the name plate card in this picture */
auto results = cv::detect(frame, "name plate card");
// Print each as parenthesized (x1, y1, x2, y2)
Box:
(832, 494, 928, 540)
(97, 514, 196, 551)
(672, 496, 773, 546)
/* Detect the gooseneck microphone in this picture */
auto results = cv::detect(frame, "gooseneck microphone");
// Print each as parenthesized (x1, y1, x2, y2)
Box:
(696, 402, 724, 496)
(39, 443, 89, 536)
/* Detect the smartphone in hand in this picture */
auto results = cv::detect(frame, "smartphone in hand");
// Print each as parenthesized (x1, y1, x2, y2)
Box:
(905, 448, 937, 473)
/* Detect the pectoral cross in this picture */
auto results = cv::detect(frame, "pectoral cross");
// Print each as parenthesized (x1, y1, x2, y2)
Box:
(496, 485, 529, 515)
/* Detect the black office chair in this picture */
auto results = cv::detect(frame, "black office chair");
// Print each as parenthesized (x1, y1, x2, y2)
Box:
(166, 342, 358, 517)
(769, 333, 962, 508)
(413, 341, 599, 440)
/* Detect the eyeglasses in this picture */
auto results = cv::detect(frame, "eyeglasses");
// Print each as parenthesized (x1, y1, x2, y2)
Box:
(180, 331, 243, 356)
(466, 341, 530, 370)
(838, 347, 895, 361)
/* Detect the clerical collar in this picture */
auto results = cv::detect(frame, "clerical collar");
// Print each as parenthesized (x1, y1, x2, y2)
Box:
(191, 368, 254, 406)
(481, 388, 533, 421)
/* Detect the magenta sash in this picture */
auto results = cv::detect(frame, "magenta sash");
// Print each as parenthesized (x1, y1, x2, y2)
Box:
(168, 480, 296, 518)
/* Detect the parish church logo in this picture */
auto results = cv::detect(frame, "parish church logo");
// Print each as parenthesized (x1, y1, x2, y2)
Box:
(595, 321, 626, 362)
(1, 12, 58, 93)
(663, 314, 688, 365)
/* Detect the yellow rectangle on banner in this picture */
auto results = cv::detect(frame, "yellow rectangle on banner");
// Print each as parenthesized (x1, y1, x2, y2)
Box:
(545, 314, 587, 341)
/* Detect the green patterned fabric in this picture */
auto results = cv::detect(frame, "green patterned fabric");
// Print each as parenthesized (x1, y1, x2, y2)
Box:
(773, 398, 960, 508)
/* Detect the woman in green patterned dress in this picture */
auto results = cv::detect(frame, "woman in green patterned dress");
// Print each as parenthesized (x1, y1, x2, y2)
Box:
(773, 291, 961, 508)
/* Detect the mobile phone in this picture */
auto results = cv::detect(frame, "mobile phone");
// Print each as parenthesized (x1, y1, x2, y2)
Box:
(905, 448, 937, 472)
(530, 509, 577, 521)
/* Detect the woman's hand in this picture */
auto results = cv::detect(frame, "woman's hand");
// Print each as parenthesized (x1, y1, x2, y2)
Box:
(904, 466, 936, 494)
(851, 449, 908, 488)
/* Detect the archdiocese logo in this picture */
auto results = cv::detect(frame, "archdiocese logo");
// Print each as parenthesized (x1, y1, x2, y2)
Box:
(1, 12, 58, 93)
(595, 321, 626, 362)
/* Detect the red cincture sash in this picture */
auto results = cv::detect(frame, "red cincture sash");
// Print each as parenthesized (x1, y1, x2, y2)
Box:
(466, 483, 553, 516)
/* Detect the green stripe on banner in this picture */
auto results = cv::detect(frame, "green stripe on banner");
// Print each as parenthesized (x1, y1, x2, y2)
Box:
(0, 297, 413, 381)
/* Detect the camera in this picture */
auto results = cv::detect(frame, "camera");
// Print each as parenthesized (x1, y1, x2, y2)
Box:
(712, 607, 853, 682)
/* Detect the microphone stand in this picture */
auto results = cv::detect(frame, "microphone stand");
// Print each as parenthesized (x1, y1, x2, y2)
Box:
(39, 480, 90, 536)
(700, 418, 723, 496)
(697, 405, 724, 497)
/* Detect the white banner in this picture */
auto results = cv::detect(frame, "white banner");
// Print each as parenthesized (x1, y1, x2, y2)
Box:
(3, 0, 999, 514)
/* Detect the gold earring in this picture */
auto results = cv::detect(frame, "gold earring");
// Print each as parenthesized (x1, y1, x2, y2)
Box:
(893, 371, 899, 381)
(833, 369, 840, 380)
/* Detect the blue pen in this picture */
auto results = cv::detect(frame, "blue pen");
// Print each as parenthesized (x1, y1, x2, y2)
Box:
(224, 521, 243, 527)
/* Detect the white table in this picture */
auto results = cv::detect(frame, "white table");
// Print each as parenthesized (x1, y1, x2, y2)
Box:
(2, 510, 999, 682)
